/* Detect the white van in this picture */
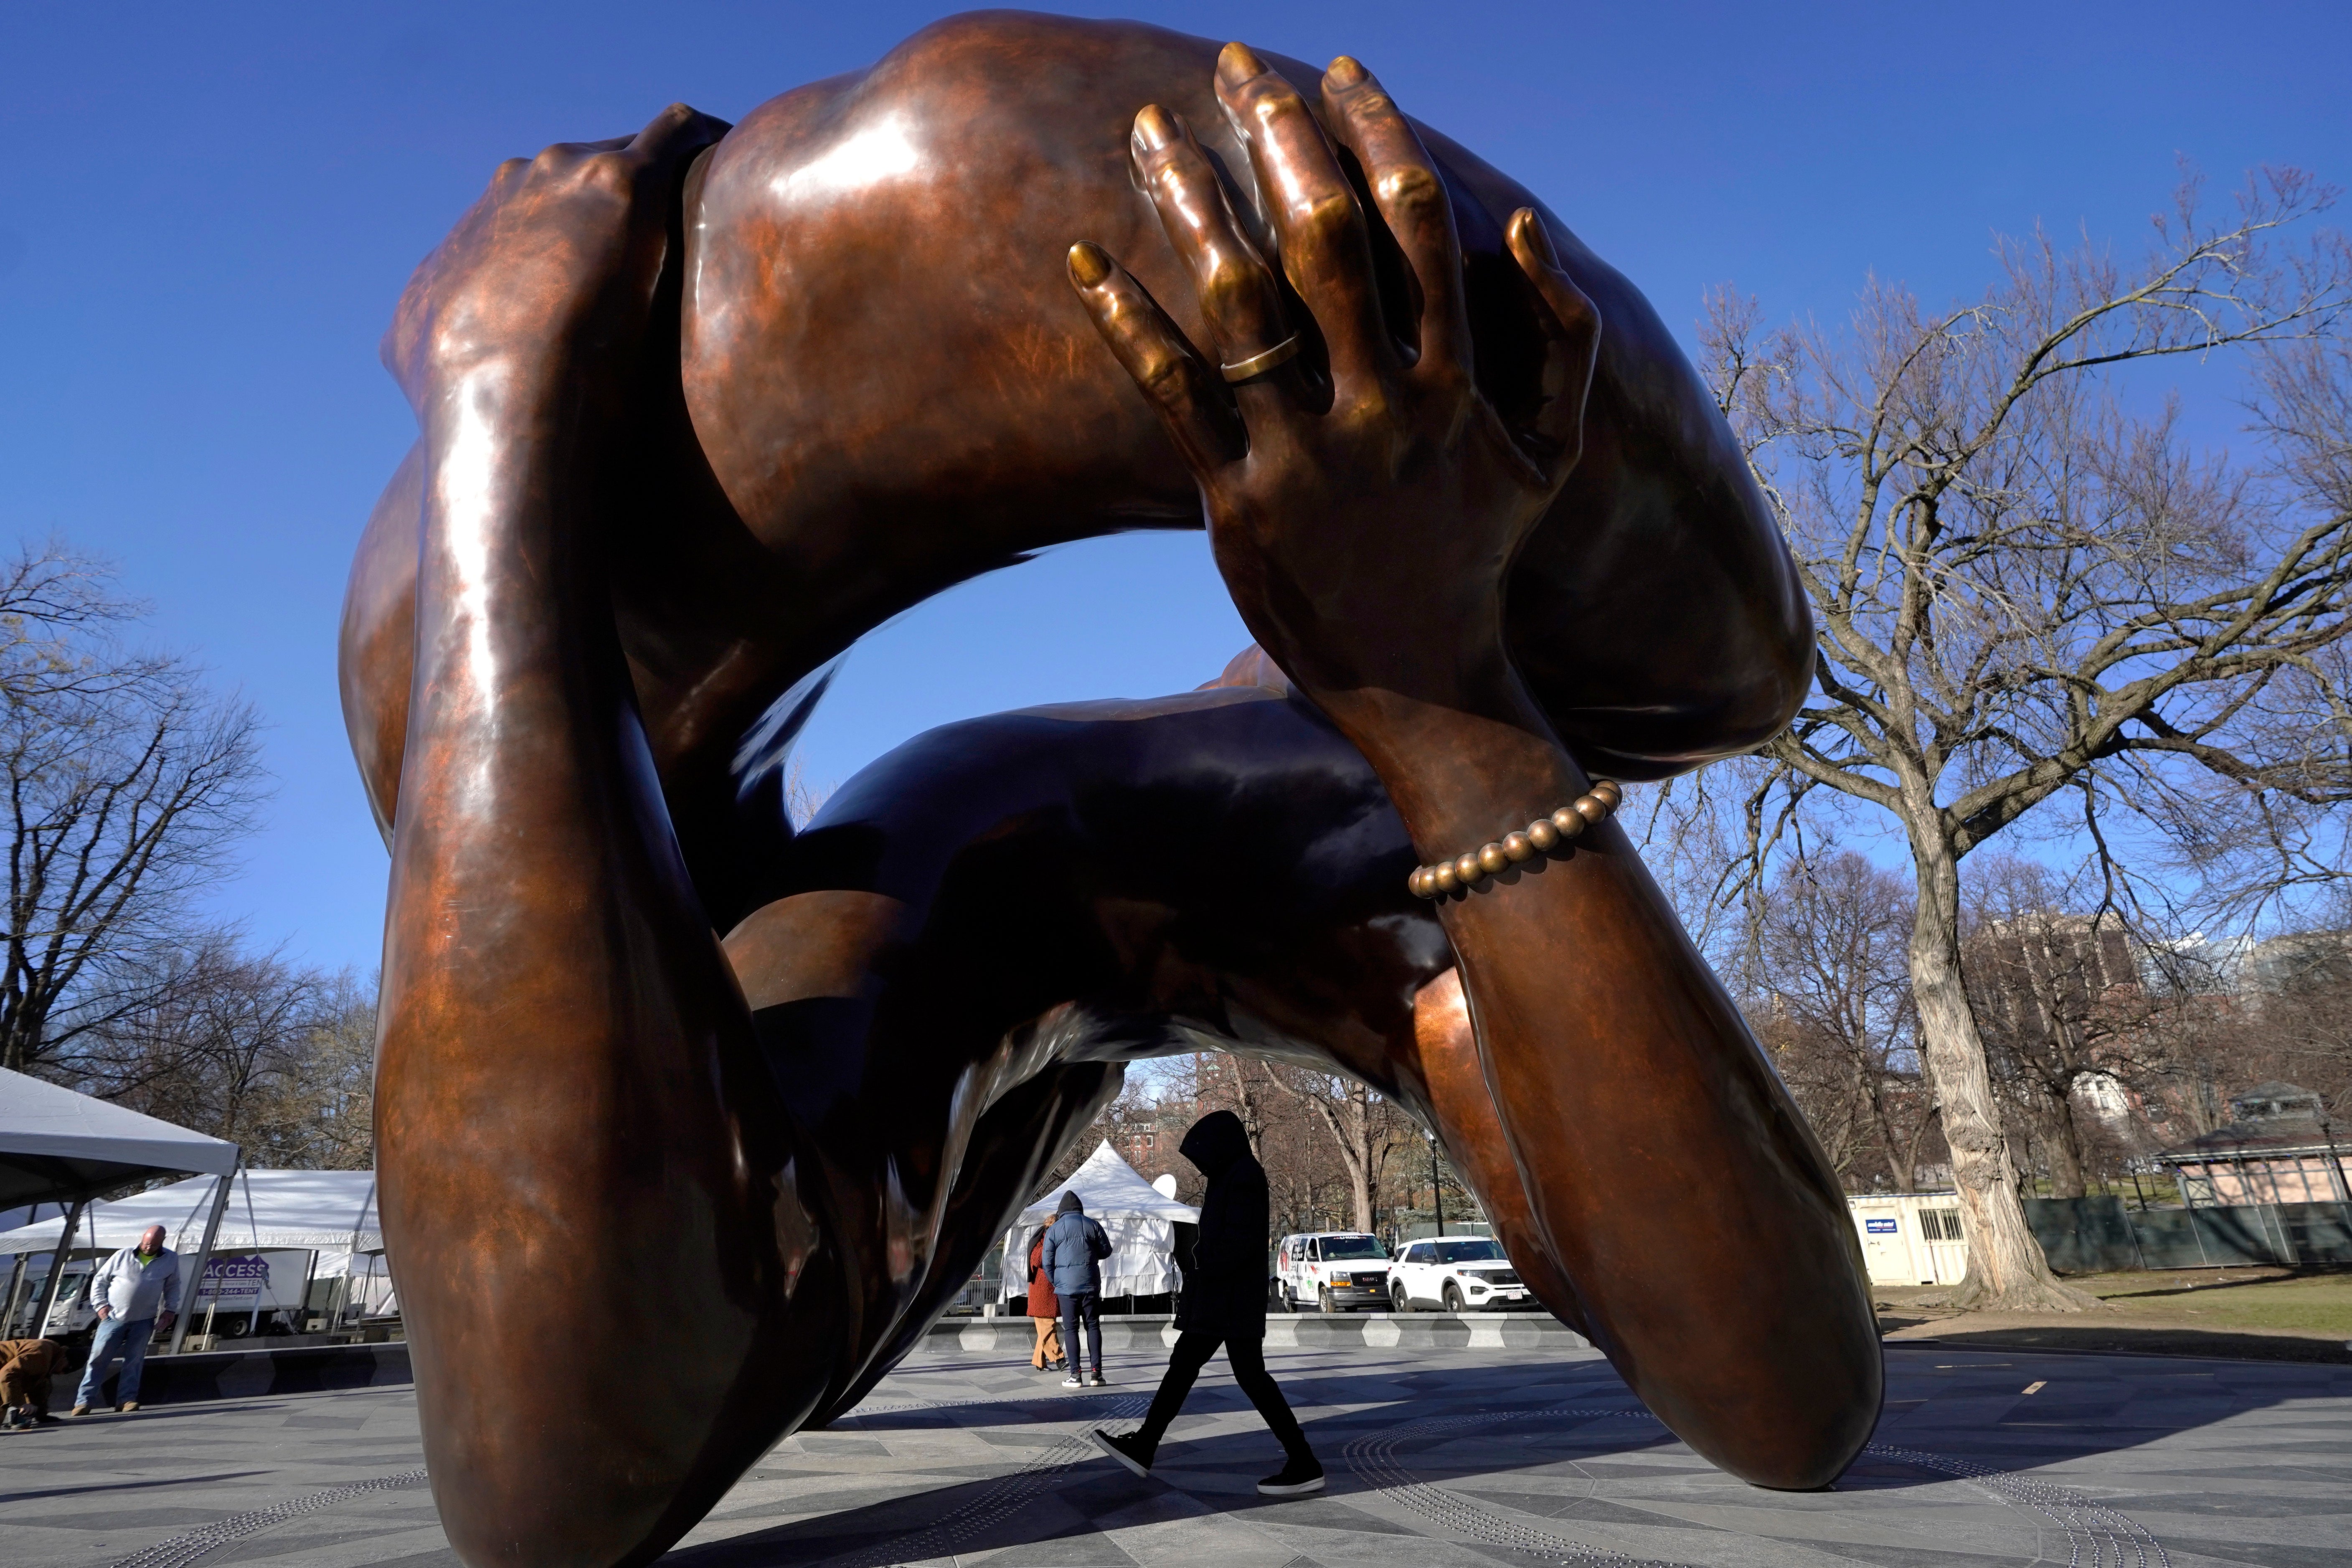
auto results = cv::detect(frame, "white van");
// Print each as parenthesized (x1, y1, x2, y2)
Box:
(1271, 1232, 1390, 1312)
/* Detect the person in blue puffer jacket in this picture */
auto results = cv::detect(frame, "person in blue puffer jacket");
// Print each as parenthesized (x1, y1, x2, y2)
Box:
(1040, 1192, 1112, 1388)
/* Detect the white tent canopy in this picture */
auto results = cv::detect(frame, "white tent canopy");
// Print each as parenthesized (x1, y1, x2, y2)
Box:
(0, 1169, 380, 1256)
(0, 1067, 238, 1212)
(1006, 1141, 1199, 1298)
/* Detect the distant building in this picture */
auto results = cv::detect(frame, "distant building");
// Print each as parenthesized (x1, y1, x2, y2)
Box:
(2137, 928, 2352, 1001)
(2242, 930, 2352, 996)
(2157, 1081, 2350, 1205)
(1969, 910, 2137, 1041)
(2071, 1070, 2133, 1124)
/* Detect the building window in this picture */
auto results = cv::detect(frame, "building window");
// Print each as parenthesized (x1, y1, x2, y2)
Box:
(1920, 1208, 1964, 1241)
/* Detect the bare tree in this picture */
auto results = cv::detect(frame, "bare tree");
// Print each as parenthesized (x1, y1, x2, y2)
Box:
(58, 938, 378, 1168)
(1961, 856, 2146, 1196)
(0, 544, 267, 1074)
(1741, 850, 1941, 1190)
(0, 540, 172, 708)
(2129, 913, 2352, 1142)
(1188, 1053, 1334, 1233)
(1258, 1062, 1413, 1234)
(1705, 170, 2352, 1308)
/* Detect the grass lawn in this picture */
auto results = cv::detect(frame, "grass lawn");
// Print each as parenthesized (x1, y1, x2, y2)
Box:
(2078, 1266, 2352, 1335)
(1875, 1265, 2352, 1363)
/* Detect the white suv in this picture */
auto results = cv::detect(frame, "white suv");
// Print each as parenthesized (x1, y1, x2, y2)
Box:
(1271, 1232, 1391, 1312)
(1387, 1236, 1533, 1312)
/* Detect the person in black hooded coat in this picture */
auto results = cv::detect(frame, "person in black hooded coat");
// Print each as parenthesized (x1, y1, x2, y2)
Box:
(1089, 1111, 1323, 1495)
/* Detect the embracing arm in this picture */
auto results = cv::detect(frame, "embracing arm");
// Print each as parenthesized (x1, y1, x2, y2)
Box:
(371, 107, 836, 1565)
(1069, 46, 1877, 1489)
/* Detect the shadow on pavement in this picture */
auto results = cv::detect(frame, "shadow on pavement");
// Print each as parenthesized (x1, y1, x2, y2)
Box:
(0, 1470, 271, 1506)
(665, 1340, 2352, 1564)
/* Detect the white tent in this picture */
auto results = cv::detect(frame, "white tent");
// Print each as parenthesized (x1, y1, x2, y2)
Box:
(1006, 1142, 1199, 1298)
(0, 1066, 238, 1212)
(0, 1169, 380, 1256)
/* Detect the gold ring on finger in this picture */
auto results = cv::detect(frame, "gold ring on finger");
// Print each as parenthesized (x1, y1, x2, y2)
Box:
(1220, 335, 1301, 383)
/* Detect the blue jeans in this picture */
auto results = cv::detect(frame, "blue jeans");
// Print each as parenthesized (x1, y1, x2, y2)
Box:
(76, 1314, 155, 1408)
(1059, 1291, 1101, 1375)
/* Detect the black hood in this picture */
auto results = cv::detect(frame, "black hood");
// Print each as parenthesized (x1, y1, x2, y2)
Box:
(1179, 1111, 1251, 1177)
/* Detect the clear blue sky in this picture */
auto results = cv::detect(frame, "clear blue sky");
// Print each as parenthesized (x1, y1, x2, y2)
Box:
(1, 2, 2344, 977)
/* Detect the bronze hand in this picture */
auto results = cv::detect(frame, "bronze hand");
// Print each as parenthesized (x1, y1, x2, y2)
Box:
(1073, 45, 1880, 1489)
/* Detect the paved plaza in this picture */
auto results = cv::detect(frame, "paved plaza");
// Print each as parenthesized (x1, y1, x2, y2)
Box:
(3, 1338, 2346, 1568)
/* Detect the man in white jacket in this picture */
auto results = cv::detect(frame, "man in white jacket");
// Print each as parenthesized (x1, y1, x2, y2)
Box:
(71, 1225, 180, 1415)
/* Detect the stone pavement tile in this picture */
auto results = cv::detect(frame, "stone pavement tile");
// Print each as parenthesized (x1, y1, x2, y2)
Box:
(9, 1505, 239, 1529)
(207, 1527, 442, 1564)
(2103, 1490, 2349, 1516)
(1819, 1549, 2040, 1568)
(961, 1524, 1143, 1565)
(2154, 1548, 2352, 1568)
(8, 1340, 2352, 1568)
(1074, 1487, 1312, 1568)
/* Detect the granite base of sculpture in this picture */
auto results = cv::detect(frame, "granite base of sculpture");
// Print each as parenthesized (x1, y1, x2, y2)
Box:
(337, 14, 1881, 1567)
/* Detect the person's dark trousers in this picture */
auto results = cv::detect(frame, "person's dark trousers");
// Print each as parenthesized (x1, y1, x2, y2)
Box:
(1137, 1329, 1310, 1457)
(1060, 1291, 1103, 1375)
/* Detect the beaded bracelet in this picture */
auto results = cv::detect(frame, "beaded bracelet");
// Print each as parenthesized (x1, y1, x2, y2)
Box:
(1407, 780, 1622, 899)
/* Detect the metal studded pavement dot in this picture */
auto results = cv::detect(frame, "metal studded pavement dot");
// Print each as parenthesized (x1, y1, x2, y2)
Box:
(104, 1469, 432, 1568)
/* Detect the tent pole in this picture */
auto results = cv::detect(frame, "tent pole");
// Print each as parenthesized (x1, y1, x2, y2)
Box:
(168, 1170, 235, 1356)
(343, 1171, 378, 1334)
(294, 1249, 320, 1335)
(30, 1199, 86, 1336)
(3, 1249, 28, 1335)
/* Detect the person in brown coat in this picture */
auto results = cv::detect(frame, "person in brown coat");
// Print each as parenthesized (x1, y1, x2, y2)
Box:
(1, 1337, 76, 1429)
(1025, 1231, 1064, 1372)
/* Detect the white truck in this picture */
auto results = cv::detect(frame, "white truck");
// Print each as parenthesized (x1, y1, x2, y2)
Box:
(1271, 1231, 1391, 1312)
(1386, 1235, 1534, 1312)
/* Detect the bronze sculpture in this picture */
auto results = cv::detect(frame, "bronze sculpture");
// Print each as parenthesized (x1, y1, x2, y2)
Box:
(338, 15, 1879, 1568)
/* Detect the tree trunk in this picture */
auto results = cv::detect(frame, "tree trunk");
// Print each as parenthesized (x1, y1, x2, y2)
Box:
(1225, 1056, 1266, 1162)
(1907, 830, 2101, 1311)
(1879, 1121, 1914, 1193)
(1, 997, 48, 1075)
(1345, 1091, 1377, 1234)
(1896, 1106, 1939, 1194)
(1295, 1084, 1378, 1233)
(1347, 1155, 1374, 1234)
(1855, 1062, 1908, 1194)
(2040, 1081, 2090, 1199)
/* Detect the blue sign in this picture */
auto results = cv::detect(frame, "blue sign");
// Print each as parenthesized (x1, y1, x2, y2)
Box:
(1864, 1219, 1899, 1234)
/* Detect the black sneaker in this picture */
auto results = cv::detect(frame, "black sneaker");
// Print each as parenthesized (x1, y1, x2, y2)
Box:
(1088, 1428, 1155, 1478)
(1258, 1455, 1325, 1496)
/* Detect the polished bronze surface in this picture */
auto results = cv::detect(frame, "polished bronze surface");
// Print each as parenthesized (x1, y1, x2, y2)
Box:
(342, 16, 1873, 1568)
